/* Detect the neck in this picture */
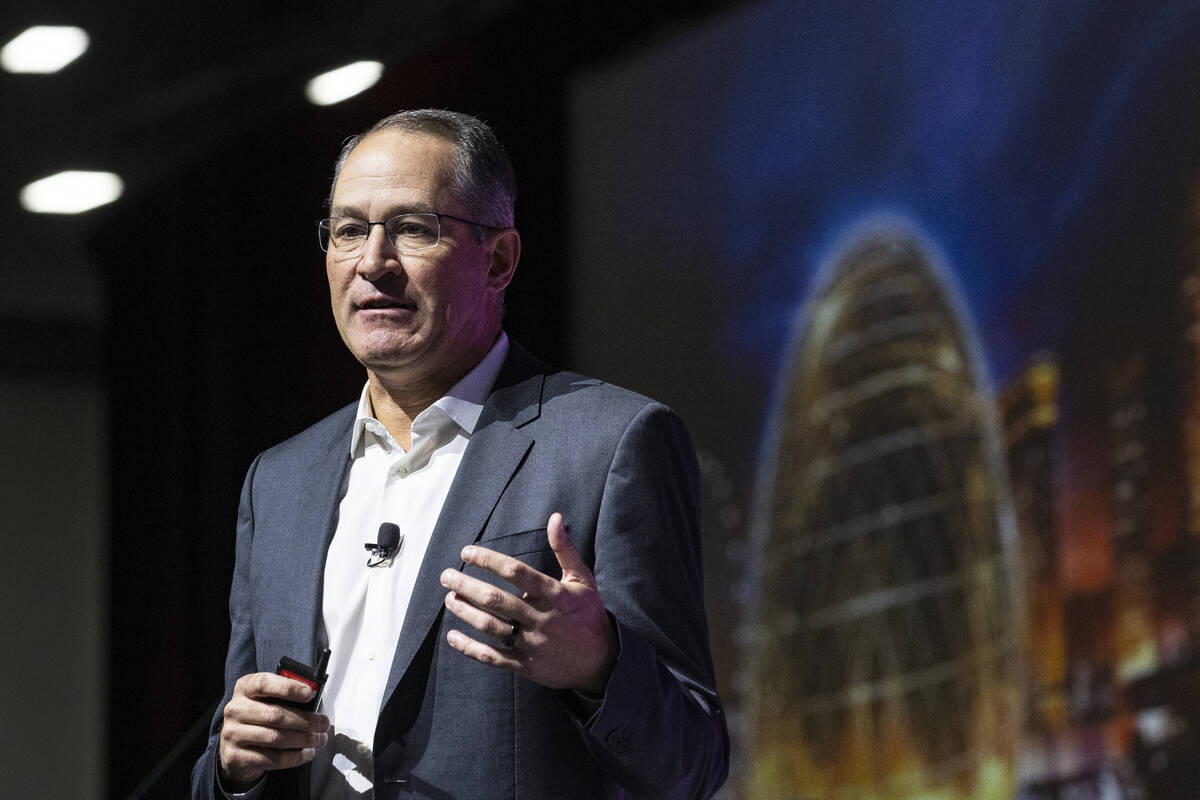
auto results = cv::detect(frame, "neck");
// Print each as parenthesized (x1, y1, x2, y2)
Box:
(365, 332, 499, 449)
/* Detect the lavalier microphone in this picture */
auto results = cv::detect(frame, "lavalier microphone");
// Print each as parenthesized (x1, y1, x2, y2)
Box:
(365, 522, 402, 567)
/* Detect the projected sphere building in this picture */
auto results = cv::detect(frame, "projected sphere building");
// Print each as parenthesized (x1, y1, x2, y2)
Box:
(744, 223, 1020, 799)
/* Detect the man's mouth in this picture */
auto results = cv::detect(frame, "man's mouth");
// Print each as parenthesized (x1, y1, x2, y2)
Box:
(357, 297, 415, 311)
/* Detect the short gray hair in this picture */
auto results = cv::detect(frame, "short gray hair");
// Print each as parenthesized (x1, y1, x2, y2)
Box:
(327, 109, 517, 229)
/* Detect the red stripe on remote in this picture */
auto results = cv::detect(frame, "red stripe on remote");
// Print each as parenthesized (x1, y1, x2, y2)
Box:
(280, 669, 319, 691)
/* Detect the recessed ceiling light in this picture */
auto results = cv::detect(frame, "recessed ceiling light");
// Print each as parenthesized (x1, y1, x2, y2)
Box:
(306, 61, 384, 106)
(1, 26, 90, 74)
(20, 171, 124, 214)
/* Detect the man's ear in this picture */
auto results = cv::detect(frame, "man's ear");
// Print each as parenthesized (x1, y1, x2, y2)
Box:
(486, 228, 521, 292)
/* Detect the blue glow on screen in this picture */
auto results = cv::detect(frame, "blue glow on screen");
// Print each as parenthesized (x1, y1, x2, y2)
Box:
(653, 0, 1200, 384)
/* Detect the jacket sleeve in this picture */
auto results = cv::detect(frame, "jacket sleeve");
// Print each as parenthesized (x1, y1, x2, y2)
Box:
(192, 453, 291, 800)
(576, 402, 730, 799)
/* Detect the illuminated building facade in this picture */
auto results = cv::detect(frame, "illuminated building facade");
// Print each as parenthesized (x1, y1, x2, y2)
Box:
(998, 356, 1069, 779)
(745, 222, 1021, 799)
(1107, 357, 1158, 685)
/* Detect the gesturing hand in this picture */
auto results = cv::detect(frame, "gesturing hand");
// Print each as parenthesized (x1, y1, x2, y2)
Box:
(440, 512, 618, 695)
(217, 672, 330, 792)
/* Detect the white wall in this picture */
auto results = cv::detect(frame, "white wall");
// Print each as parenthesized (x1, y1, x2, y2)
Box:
(0, 229, 107, 797)
(0, 378, 107, 797)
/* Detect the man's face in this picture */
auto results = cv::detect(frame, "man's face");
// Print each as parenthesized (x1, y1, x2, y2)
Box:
(326, 130, 516, 386)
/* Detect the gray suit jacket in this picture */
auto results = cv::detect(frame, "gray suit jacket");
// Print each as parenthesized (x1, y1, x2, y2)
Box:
(192, 342, 728, 799)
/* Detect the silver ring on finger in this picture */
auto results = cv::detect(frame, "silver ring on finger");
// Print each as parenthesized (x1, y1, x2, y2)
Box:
(499, 619, 521, 649)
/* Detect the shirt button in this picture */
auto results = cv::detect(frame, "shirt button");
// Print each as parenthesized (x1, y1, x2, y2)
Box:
(605, 727, 634, 756)
(395, 466, 408, 477)
(366, 649, 376, 661)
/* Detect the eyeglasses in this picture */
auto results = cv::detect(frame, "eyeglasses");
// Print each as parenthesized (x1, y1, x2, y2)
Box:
(316, 212, 499, 254)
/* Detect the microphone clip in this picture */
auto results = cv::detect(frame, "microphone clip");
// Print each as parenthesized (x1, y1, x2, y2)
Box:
(365, 522, 403, 568)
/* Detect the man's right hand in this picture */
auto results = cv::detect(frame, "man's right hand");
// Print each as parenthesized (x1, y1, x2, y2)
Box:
(218, 672, 331, 792)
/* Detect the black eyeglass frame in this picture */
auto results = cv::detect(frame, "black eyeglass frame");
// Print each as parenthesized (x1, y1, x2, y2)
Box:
(316, 211, 504, 253)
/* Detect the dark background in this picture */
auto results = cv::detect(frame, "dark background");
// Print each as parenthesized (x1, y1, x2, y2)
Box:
(28, 2, 745, 795)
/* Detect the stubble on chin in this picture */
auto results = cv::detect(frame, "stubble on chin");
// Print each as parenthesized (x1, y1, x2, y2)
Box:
(350, 330, 424, 373)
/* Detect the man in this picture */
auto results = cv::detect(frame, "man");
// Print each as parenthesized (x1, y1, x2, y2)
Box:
(191, 109, 728, 799)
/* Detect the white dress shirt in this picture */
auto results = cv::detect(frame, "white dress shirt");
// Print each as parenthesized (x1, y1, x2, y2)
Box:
(309, 333, 509, 799)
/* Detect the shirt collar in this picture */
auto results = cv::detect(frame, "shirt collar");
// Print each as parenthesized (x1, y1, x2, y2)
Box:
(349, 331, 510, 456)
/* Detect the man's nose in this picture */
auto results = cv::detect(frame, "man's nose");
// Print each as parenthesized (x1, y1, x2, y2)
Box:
(356, 224, 401, 279)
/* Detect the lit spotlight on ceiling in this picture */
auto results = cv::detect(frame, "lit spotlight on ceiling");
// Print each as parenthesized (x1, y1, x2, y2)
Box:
(306, 61, 384, 106)
(2, 26, 90, 74)
(20, 171, 124, 214)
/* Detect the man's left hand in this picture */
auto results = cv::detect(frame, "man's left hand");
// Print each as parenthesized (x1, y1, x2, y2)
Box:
(440, 512, 617, 695)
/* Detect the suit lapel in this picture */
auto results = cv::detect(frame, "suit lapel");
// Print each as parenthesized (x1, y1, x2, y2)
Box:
(381, 343, 546, 704)
(280, 405, 354, 665)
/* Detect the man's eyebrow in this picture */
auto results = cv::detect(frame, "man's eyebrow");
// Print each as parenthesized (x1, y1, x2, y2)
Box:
(329, 202, 437, 218)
